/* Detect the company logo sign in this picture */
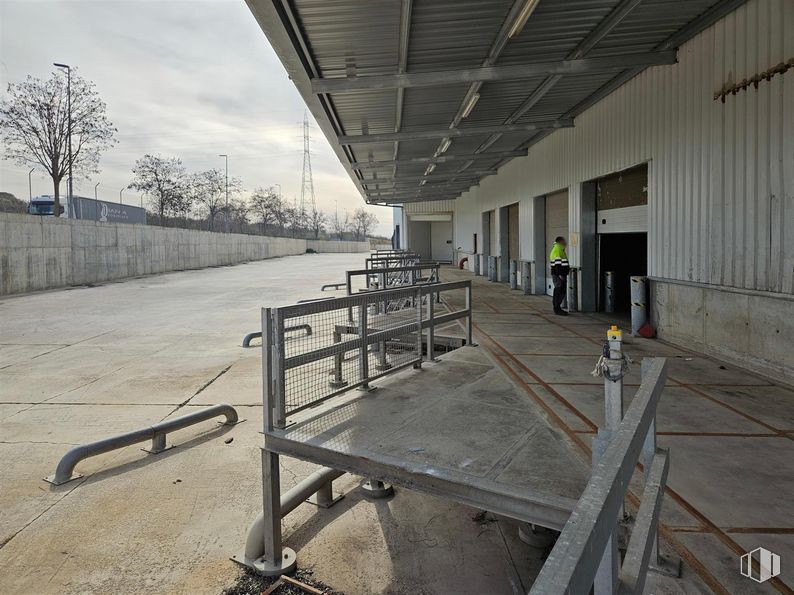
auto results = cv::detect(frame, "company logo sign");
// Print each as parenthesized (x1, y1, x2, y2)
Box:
(740, 547, 781, 583)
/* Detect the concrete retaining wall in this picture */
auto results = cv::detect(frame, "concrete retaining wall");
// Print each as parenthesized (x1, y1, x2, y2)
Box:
(651, 278, 793, 386)
(0, 213, 368, 295)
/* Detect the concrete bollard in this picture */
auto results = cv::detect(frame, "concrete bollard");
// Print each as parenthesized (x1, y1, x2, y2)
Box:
(474, 254, 481, 276)
(488, 256, 497, 282)
(631, 276, 647, 336)
(521, 261, 531, 295)
(509, 260, 518, 290)
(567, 269, 578, 312)
(604, 271, 615, 313)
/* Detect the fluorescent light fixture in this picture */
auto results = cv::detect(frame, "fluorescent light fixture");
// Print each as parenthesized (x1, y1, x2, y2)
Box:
(424, 163, 436, 176)
(461, 93, 480, 119)
(439, 138, 452, 153)
(508, 0, 541, 39)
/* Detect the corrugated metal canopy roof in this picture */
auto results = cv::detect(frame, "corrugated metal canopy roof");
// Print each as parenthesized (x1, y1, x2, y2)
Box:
(246, 0, 748, 205)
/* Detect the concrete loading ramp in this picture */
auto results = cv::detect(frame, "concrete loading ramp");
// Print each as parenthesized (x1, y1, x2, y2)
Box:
(265, 345, 588, 531)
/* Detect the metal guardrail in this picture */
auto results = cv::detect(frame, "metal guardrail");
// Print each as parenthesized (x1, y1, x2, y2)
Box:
(529, 358, 669, 594)
(365, 253, 420, 269)
(243, 324, 313, 347)
(345, 263, 440, 296)
(263, 280, 473, 426)
(45, 404, 240, 486)
(320, 282, 346, 291)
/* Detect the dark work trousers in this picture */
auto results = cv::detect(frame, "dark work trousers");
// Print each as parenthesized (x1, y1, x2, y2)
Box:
(552, 274, 567, 312)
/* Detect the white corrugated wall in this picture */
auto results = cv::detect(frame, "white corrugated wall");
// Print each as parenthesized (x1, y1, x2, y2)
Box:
(404, 200, 456, 215)
(451, 0, 794, 295)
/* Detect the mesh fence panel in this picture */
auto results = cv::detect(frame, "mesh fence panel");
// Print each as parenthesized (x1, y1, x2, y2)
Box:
(274, 287, 424, 420)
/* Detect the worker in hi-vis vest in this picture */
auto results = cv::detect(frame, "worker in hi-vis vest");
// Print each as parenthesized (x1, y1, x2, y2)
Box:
(549, 236, 570, 316)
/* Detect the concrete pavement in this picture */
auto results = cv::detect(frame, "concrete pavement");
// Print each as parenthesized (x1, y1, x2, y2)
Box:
(0, 254, 543, 594)
(443, 267, 794, 594)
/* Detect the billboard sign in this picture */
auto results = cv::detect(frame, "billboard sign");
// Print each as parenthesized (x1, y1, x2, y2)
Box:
(69, 196, 146, 225)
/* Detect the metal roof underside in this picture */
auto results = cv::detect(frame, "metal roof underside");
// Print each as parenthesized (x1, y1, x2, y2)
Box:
(246, 0, 748, 206)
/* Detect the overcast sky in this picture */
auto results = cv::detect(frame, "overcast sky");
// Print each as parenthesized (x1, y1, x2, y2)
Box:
(0, 0, 392, 235)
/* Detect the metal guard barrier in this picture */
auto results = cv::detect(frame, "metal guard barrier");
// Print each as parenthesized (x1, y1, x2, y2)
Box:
(45, 403, 240, 486)
(530, 358, 669, 595)
(345, 263, 440, 296)
(263, 280, 474, 426)
(320, 283, 346, 291)
(242, 324, 312, 348)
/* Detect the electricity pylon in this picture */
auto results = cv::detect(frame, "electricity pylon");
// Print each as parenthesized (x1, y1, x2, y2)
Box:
(300, 112, 316, 219)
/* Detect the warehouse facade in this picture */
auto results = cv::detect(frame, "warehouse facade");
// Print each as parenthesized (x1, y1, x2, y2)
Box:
(246, 0, 793, 385)
(395, 0, 793, 383)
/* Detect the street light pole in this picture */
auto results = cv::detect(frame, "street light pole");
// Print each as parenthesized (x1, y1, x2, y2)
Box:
(53, 63, 72, 208)
(119, 187, 124, 204)
(94, 182, 100, 201)
(219, 154, 229, 233)
(28, 168, 35, 204)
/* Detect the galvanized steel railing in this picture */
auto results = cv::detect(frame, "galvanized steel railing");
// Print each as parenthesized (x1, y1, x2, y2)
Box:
(345, 263, 440, 296)
(262, 280, 473, 426)
(45, 404, 240, 485)
(365, 253, 420, 269)
(529, 358, 669, 595)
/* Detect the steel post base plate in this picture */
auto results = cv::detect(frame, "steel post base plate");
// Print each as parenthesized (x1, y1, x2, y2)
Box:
(329, 380, 349, 389)
(360, 479, 394, 499)
(44, 473, 83, 486)
(141, 444, 175, 455)
(650, 554, 682, 578)
(231, 547, 297, 577)
(306, 492, 345, 509)
(518, 524, 557, 549)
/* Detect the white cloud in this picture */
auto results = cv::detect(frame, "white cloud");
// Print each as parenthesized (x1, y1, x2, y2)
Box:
(0, 0, 392, 235)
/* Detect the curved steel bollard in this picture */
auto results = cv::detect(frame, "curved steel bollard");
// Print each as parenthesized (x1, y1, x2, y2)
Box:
(242, 331, 263, 347)
(243, 325, 311, 348)
(235, 467, 345, 574)
(45, 404, 240, 485)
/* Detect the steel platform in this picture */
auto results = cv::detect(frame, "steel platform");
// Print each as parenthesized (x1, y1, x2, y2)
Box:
(264, 345, 590, 530)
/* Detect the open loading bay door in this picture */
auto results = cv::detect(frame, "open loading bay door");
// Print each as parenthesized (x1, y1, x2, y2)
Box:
(596, 164, 648, 312)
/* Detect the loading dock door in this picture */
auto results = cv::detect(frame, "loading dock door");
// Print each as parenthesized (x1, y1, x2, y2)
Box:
(596, 164, 649, 311)
(508, 203, 519, 261)
(545, 190, 569, 296)
(430, 220, 453, 262)
(488, 210, 497, 256)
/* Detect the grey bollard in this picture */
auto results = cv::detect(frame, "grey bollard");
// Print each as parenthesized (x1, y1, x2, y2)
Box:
(604, 271, 615, 313)
(488, 256, 497, 282)
(567, 269, 578, 312)
(474, 254, 481, 276)
(521, 261, 531, 295)
(631, 276, 647, 335)
(509, 260, 518, 290)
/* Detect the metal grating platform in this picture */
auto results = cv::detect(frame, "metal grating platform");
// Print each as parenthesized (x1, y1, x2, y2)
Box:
(264, 345, 590, 530)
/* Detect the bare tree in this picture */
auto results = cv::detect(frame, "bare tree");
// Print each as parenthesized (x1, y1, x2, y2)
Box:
(190, 168, 242, 231)
(227, 198, 250, 234)
(129, 154, 187, 225)
(352, 207, 378, 241)
(331, 209, 350, 240)
(249, 186, 280, 235)
(309, 206, 327, 239)
(0, 70, 116, 216)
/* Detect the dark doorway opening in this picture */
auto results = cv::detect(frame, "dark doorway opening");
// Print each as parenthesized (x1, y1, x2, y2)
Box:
(598, 232, 647, 313)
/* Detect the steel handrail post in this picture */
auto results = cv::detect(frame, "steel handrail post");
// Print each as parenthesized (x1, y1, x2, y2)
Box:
(426, 289, 435, 361)
(263, 308, 274, 433)
(466, 283, 474, 346)
(414, 287, 423, 368)
(273, 309, 287, 428)
(359, 301, 370, 388)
